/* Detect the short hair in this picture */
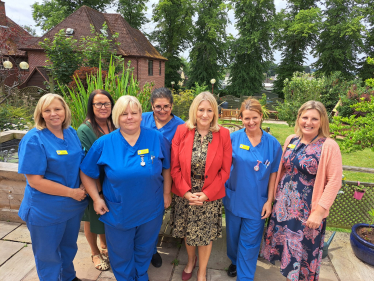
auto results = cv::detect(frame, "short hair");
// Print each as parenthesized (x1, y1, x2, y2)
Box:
(294, 100, 330, 138)
(112, 95, 142, 128)
(34, 93, 71, 130)
(185, 91, 220, 132)
(239, 98, 263, 118)
(151, 87, 173, 104)
(85, 89, 115, 137)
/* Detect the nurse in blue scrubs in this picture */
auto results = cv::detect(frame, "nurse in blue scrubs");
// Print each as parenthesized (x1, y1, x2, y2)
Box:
(80, 95, 172, 281)
(18, 93, 88, 281)
(223, 98, 282, 280)
(141, 87, 184, 267)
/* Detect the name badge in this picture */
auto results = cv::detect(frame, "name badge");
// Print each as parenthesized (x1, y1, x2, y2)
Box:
(138, 149, 149, 155)
(287, 144, 296, 149)
(240, 144, 250, 150)
(56, 150, 68, 155)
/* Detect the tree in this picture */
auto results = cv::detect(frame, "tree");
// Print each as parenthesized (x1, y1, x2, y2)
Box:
(264, 62, 278, 77)
(32, 0, 111, 32)
(313, 0, 365, 79)
(273, 1, 320, 98)
(187, 0, 230, 89)
(21, 25, 38, 37)
(227, 0, 275, 98)
(117, 0, 149, 30)
(151, 0, 194, 88)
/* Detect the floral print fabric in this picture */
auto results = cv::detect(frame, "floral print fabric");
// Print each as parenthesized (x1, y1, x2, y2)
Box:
(262, 137, 327, 281)
(170, 129, 222, 246)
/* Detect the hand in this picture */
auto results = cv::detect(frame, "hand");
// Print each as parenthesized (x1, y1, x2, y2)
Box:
(79, 184, 86, 193)
(184, 192, 203, 206)
(69, 188, 86, 201)
(93, 198, 109, 215)
(193, 192, 208, 203)
(261, 201, 272, 219)
(305, 210, 324, 229)
(164, 193, 172, 209)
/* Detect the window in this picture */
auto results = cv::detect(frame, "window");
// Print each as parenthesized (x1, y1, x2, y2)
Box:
(159, 61, 162, 76)
(148, 60, 153, 76)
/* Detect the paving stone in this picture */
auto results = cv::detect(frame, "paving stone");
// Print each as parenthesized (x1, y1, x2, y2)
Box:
(0, 240, 24, 266)
(148, 236, 180, 281)
(0, 247, 35, 281)
(171, 265, 232, 281)
(3, 224, 31, 243)
(21, 267, 39, 281)
(0, 221, 20, 239)
(98, 269, 115, 279)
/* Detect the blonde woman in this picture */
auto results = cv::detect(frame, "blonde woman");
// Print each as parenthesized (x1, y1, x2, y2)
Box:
(80, 95, 172, 281)
(262, 100, 342, 281)
(170, 91, 232, 281)
(18, 93, 87, 281)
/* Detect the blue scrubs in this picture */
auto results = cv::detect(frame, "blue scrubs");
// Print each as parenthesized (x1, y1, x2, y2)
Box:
(141, 111, 184, 254)
(80, 127, 170, 281)
(223, 129, 282, 281)
(18, 127, 87, 281)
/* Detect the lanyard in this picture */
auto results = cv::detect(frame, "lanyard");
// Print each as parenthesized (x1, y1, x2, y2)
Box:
(97, 122, 111, 135)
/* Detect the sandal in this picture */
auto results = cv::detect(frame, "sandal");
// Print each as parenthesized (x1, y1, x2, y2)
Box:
(91, 254, 110, 271)
(100, 248, 109, 259)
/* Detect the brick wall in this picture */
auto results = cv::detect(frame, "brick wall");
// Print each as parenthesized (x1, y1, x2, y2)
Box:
(137, 58, 165, 90)
(27, 51, 48, 71)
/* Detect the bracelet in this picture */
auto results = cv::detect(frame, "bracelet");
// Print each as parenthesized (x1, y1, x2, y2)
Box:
(98, 191, 103, 195)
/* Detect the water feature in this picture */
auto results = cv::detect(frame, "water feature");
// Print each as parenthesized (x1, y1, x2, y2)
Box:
(0, 138, 20, 162)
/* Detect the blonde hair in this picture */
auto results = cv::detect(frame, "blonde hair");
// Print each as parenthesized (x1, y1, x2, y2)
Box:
(294, 100, 330, 138)
(185, 91, 220, 132)
(239, 98, 263, 118)
(112, 95, 142, 128)
(34, 93, 71, 130)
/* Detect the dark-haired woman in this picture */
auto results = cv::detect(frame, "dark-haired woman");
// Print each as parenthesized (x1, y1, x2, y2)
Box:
(77, 90, 116, 271)
(141, 87, 184, 267)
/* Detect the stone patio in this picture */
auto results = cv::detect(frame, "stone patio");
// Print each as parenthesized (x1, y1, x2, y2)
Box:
(0, 220, 373, 281)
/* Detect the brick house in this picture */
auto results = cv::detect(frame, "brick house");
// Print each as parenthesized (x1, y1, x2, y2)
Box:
(19, 5, 167, 90)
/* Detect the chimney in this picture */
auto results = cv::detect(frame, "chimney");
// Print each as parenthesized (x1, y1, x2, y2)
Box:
(0, 1, 6, 27)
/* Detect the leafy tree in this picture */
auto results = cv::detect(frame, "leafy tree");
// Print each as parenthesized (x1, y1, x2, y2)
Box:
(313, 0, 365, 79)
(180, 56, 190, 77)
(21, 25, 38, 37)
(117, 0, 149, 30)
(227, 0, 275, 98)
(32, 0, 111, 32)
(265, 62, 278, 77)
(187, 0, 230, 89)
(151, 0, 194, 88)
(273, 1, 320, 98)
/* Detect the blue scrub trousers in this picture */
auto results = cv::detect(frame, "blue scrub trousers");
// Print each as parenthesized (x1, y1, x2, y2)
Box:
(226, 209, 265, 281)
(27, 212, 83, 281)
(105, 212, 163, 281)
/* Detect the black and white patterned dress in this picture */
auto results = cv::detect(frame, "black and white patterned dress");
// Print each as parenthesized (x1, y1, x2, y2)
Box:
(170, 130, 223, 246)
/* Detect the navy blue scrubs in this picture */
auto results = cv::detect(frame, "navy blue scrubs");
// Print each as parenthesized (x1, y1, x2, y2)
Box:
(223, 129, 282, 280)
(18, 127, 87, 281)
(141, 111, 184, 255)
(80, 127, 170, 281)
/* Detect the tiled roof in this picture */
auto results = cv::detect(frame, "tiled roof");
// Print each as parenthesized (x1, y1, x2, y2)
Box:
(19, 66, 49, 89)
(20, 6, 166, 60)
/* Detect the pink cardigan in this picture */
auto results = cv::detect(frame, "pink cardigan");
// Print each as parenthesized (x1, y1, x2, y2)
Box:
(274, 134, 342, 218)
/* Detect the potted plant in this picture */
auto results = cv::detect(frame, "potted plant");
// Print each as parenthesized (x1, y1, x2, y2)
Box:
(350, 209, 374, 265)
(353, 182, 366, 200)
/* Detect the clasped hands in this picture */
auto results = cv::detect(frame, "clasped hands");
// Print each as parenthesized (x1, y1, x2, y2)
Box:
(69, 184, 87, 202)
(183, 191, 208, 206)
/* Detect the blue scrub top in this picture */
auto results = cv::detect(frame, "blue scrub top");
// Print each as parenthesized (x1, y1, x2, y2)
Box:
(80, 127, 170, 230)
(18, 127, 87, 226)
(141, 112, 184, 145)
(223, 129, 282, 219)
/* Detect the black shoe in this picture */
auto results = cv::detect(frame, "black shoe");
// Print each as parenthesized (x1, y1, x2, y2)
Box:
(227, 263, 237, 277)
(151, 251, 162, 268)
(72, 278, 82, 281)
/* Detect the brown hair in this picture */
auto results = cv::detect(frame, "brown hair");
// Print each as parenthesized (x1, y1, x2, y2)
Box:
(294, 100, 330, 138)
(239, 98, 263, 118)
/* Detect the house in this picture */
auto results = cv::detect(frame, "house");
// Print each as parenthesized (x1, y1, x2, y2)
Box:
(19, 5, 167, 90)
(0, 0, 37, 87)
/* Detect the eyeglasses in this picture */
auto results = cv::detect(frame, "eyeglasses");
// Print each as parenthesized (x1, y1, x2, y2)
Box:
(93, 102, 111, 109)
(153, 105, 172, 112)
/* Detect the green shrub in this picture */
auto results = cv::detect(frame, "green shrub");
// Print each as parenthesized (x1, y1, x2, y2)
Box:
(172, 89, 195, 121)
(0, 105, 31, 131)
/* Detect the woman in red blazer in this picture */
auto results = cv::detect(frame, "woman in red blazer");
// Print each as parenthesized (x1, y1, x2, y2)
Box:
(170, 91, 232, 281)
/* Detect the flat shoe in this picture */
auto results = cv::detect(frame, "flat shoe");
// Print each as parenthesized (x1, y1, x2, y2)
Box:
(100, 248, 109, 260)
(182, 256, 197, 281)
(92, 254, 110, 271)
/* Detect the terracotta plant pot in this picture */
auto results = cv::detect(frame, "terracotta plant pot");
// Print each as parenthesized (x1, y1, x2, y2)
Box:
(354, 190, 365, 200)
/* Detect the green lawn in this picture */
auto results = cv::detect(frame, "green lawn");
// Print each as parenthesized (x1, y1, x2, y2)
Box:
(220, 121, 374, 183)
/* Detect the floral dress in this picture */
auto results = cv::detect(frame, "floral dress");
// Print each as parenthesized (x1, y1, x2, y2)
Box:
(170, 130, 223, 246)
(262, 137, 327, 281)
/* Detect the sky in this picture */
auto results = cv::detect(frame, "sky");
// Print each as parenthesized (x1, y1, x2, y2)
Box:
(3, 0, 315, 64)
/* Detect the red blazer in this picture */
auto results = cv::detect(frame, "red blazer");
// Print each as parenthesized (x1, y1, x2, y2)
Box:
(171, 124, 232, 201)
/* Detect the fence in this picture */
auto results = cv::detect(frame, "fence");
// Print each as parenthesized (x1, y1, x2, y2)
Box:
(327, 166, 374, 229)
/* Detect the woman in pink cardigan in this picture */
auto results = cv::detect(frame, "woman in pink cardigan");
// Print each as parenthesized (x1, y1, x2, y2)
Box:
(262, 100, 342, 281)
